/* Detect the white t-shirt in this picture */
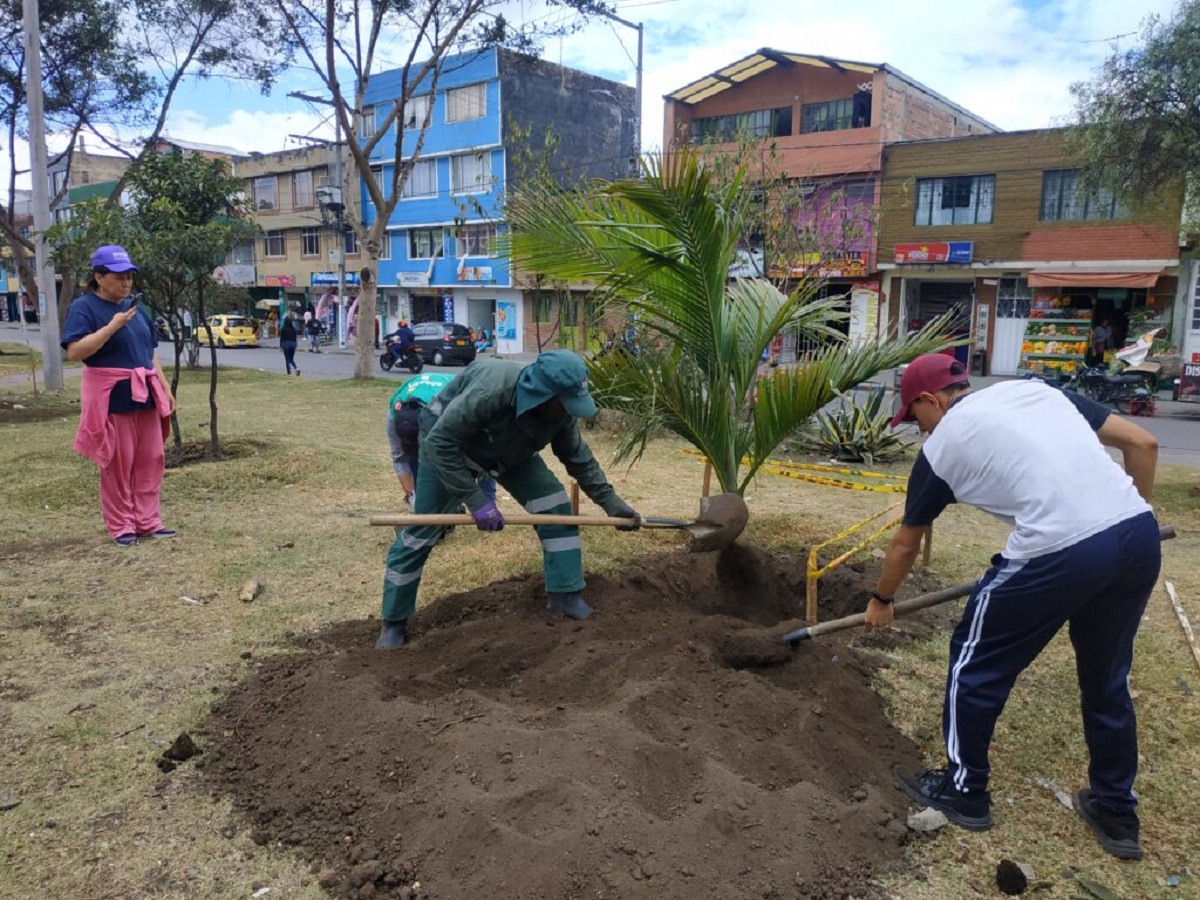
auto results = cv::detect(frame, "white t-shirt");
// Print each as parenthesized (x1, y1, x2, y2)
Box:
(904, 380, 1151, 559)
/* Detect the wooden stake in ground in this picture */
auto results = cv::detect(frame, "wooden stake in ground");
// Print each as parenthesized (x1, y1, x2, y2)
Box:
(1164, 581, 1200, 674)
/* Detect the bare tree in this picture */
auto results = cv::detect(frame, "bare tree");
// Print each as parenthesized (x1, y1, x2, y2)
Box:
(270, 0, 609, 378)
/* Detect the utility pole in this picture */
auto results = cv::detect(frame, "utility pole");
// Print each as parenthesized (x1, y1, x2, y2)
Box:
(595, 9, 643, 176)
(289, 92, 348, 348)
(22, 0, 63, 389)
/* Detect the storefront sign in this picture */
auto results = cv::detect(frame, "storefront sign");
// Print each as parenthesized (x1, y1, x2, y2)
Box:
(459, 266, 493, 282)
(311, 271, 361, 287)
(893, 242, 973, 265)
(397, 271, 430, 287)
(1179, 362, 1200, 402)
(496, 299, 517, 341)
(768, 251, 868, 280)
(441, 293, 455, 322)
(264, 275, 295, 287)
(213, 264, 256, 286)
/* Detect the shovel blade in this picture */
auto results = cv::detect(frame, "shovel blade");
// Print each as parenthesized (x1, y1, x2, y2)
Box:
(687, 492, 749, 552)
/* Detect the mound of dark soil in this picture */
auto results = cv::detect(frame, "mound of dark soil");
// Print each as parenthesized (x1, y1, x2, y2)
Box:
(202, 546, 955, 900)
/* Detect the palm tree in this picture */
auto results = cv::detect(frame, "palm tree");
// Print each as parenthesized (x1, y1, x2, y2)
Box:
(506, 149, 953, 498)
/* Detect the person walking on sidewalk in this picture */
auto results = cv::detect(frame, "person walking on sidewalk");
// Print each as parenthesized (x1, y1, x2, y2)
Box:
(62, 245, 176, 547)
(305, 313, 322, 353)
(376, 351, 640, 649)
(279, 316, 300, 376)
(869, 353, 1159, 860)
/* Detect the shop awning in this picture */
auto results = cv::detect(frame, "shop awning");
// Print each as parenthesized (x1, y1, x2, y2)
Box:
(1026, 268, 1163, 288)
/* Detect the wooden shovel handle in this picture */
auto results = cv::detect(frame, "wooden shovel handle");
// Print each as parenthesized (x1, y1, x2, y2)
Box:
(782, 523, 1176, 645)
(369, 513, 632, 527)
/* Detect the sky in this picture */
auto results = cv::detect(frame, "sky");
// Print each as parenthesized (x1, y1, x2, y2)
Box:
(5, 0, 1184, 190)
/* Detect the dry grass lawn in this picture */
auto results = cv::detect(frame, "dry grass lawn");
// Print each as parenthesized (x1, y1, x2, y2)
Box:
(1, 362, 1198, 899)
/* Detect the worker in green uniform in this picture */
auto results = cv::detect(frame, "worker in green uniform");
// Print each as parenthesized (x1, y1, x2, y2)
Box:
(377, 350, 640, 649)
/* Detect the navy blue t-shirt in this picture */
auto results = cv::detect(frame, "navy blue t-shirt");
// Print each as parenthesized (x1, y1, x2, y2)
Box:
(62, 292, 159, 413)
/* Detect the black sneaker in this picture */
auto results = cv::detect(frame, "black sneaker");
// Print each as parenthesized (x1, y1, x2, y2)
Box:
(894, 766, 993, 831)
(1073, 789, 1143, 860)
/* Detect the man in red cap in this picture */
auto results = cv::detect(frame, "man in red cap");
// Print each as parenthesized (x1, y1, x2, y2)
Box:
(870, 353, 1159, 860)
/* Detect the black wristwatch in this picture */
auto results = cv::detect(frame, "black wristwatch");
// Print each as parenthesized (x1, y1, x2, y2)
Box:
(870, 590, 894, 606)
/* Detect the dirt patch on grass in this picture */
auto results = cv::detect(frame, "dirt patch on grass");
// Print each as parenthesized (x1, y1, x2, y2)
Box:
(165, 436, 274, 468)
(0, 393, 79, 424)
(201, 545, 954, 900)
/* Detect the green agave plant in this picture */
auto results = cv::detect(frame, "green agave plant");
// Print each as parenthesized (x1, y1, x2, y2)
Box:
(506, 149, 954, 495)
(804, 389, 912, 466)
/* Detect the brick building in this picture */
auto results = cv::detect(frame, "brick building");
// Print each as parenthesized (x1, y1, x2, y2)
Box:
(876, 128, 1183, 375)
(663, 49, 997, 350)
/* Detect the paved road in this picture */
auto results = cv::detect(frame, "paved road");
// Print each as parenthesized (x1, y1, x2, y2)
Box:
(154, 338, 483, 383)
(7, 321, 1200, 465)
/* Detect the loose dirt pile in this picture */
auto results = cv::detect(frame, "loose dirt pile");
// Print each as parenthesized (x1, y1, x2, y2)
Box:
(201, 545, 951, 900)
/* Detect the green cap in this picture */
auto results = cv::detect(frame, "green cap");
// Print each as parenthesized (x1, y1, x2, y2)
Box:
(389, 373, 454, 413)
(515, 350, 597, 419)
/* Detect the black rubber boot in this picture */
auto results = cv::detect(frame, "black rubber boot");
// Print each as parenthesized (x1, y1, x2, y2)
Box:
(546, 591, 594, 620)
(375, 619, 409, 649)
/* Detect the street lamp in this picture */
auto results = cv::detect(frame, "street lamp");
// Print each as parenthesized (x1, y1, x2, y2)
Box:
(594, 8, 643, 176)
(314, 184, 349, 346)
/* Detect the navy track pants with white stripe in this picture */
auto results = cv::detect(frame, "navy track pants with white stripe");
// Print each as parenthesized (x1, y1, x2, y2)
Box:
(943, 511, 1160, 815)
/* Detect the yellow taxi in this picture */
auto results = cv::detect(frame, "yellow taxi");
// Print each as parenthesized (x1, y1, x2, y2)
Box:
(195, 315, 259, 348)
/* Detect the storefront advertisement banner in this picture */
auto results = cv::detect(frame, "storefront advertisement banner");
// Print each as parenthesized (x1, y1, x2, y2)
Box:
(893, 242, 973, 265)
(214, 264, 256, 286)
(311, 271, 362, 287)
(768, 251, 868, 280)
(496, 300, 517, 341)
(265, 275, 295, 287)
(397, 271, 430, 287)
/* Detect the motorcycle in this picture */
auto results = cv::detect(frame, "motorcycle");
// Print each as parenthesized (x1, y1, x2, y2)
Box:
(1069, 365, 1157, 416)
(379, 338, 424, 374)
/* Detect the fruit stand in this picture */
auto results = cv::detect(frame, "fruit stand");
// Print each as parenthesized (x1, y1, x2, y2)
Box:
(1018, 293, 1091, 376)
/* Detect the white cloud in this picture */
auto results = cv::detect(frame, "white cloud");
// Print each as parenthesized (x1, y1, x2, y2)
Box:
(3, 0, 1181, 195)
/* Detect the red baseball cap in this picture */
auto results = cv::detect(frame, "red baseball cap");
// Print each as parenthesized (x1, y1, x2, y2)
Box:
(890, 353, 971, 428)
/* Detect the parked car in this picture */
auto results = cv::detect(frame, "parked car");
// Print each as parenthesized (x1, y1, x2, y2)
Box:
(412, 321, 476, 366)
(194, 314, 259, 348)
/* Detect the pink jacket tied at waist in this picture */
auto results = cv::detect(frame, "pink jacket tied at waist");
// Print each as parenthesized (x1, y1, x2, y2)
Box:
(75, 366, 173, 468)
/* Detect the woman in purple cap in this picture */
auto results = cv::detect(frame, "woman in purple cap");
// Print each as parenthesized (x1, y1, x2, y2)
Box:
(62, 245, 176, 546)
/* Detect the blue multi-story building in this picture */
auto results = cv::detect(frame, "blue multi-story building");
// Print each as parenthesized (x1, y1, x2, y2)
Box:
(361, 46, 635, 354)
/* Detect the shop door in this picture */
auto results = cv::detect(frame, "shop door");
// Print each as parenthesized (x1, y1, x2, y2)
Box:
(990, 276, 1032, 376)
(1184, 261, 1200, 362)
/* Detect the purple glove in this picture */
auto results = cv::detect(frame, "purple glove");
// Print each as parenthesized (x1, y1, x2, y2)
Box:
(472, 500, 506, 532)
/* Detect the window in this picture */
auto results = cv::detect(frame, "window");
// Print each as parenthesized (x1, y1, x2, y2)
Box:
(301, 227, 321, 258)
(253, 176, 277, 211)
(451, 152, 492, 194)
(263, 230, 286, 258)
(455, 223, 496, 256)
(404, 95, 431, 130)
(690, 107, 792, 142)
(535, 294, 553, 323)
(343, 229, 359, 256)
(379, 231, 392, 260)
(360, 104, 376, 138)
(996, 276, 1032, 319)
(802, 98, 855, 134)
(446, 83, 485, 123)
(1040, 169, 1125, 221)
(369, 164, 391, 200)
(401, 159, 437, 199)
(914, 174, 996, 226)
(293, 170, 314, 208)
(408, 228, 443, 259)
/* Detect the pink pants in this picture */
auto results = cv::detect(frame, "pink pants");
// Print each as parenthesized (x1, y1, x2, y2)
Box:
(98, 408, 166, 538)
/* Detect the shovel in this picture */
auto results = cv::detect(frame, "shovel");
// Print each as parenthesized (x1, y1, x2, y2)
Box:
(779, 523, 1177, 646)
(369, 492, 749, 553)
(721, 524, 1176, 667)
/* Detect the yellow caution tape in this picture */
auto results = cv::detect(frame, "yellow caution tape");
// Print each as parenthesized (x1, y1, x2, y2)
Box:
(759, 465, 908, 493)
(808, 502, 904, 580)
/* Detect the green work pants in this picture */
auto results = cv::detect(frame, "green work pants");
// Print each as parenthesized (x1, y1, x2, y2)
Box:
(381, 455, 584, 622)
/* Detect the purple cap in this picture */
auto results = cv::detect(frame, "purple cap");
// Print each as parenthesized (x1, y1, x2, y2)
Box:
(90, 245, 139, 273)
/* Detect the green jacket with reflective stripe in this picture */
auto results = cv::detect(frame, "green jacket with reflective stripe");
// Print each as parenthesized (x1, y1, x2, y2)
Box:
(420, 358, 620, 513)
